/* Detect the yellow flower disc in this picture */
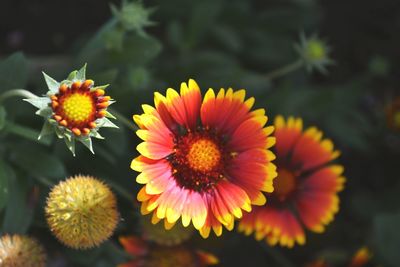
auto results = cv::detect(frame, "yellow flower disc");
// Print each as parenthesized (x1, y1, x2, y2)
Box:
(45, 175, 119, 249)
(0, 234, 46, 267)
(61, 93, 95, 124)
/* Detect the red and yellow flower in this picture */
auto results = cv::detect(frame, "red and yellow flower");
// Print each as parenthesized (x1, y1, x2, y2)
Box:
(131, 79, 276, 238)
(119, 236, 218, 267)
(25, 64, 118, 155)
(238, 116, 345, 247)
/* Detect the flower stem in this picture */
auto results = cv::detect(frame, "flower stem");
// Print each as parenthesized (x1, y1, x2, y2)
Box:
(4, 121, 51, 145)
(0, 89, 38, 103)
(108, 107, 138, 132)
(265, 59, 304, 81)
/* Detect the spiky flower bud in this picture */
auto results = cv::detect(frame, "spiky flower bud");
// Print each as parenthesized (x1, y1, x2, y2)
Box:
(111, 1, 155, 35)
(0, 234, 46, 267)
(45, 175, 119, 249)
(24, 64, 118, 155)
(295, 33, 334, 74)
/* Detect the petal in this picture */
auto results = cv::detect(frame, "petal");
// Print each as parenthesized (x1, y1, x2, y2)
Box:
(228, 149, 277, 201)
(301, 165, 345, 193)
(154, 92, 178, 132)
(295, 190, 340, 233)
(201, 88, 255, 135)
(274, 115, 303, 163)
(137, 141, 173, 160)
(180, 79, 202, 129)
(166, 88, 188, 126)
(181, 191, 207, 230)
(256, 207, 305, 248)
(291, 127, 340, 172)
(119, 236, 148, 256)
(228, 116, 272, 152)
(135, 114, 174, 160)
(196, 250, 219, 265)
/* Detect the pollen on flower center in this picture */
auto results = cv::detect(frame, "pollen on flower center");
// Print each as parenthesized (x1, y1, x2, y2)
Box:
(273, 168, 296, 201)
(50, 80, 111, 137)
(169, 130, 228, 192)
(61, 93, 95, 123)
(187, 139, 221, 172)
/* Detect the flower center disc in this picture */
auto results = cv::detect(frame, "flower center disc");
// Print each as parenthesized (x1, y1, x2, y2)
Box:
(169, 132, 226, 192)
(274, 169, 296, 201)
(61, 93, 95, 124)
(187, 139, 221, 172)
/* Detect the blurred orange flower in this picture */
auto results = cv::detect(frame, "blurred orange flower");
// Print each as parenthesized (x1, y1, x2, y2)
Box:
(118, 236, 218, 267)
(239, 116, 345, 247)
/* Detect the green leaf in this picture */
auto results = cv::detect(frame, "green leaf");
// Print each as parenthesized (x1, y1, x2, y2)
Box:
(76, 64, 87, 81)
(0, 52, 28, 92)
(4, 121, 51, 145)
(10, 143, 66, 180)
(0, 106, 6, 130)
(373, 212, 400, 266)
(1, 170, 33, 234)
(0, 160, 11, 212)
(42, 72, 60, 93)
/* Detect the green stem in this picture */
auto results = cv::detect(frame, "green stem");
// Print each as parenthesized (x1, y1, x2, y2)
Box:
(265, 59, 304, 81)
(3, 121, 51, 145)
(36, 176, 55, 187)
(108, 107, 138, 132)
(0, 89, 38, 103)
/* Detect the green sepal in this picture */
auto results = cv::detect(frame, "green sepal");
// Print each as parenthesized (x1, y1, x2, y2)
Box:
(63, 130, 73, 142)
(23, 97, 50, 110)
(100, 117, 119, 128)
(42, 71, 60, 93)
(36, 107, 53, 118)
(59, 79, 73, 86)
(76, 63, 87, 81)
(38, 120, 55, 140)
(79, 136, 94, 154)
(64, 137, 76, 156)
(67, 70, 78, 81)
(105, 111, 117, 119)
(90, 129, 105, 140)
(90, 84, 110, 92)
(54, 126, 65, 139)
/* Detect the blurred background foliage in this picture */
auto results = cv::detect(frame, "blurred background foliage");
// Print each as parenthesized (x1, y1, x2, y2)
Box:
(0, 0, 400, 266)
